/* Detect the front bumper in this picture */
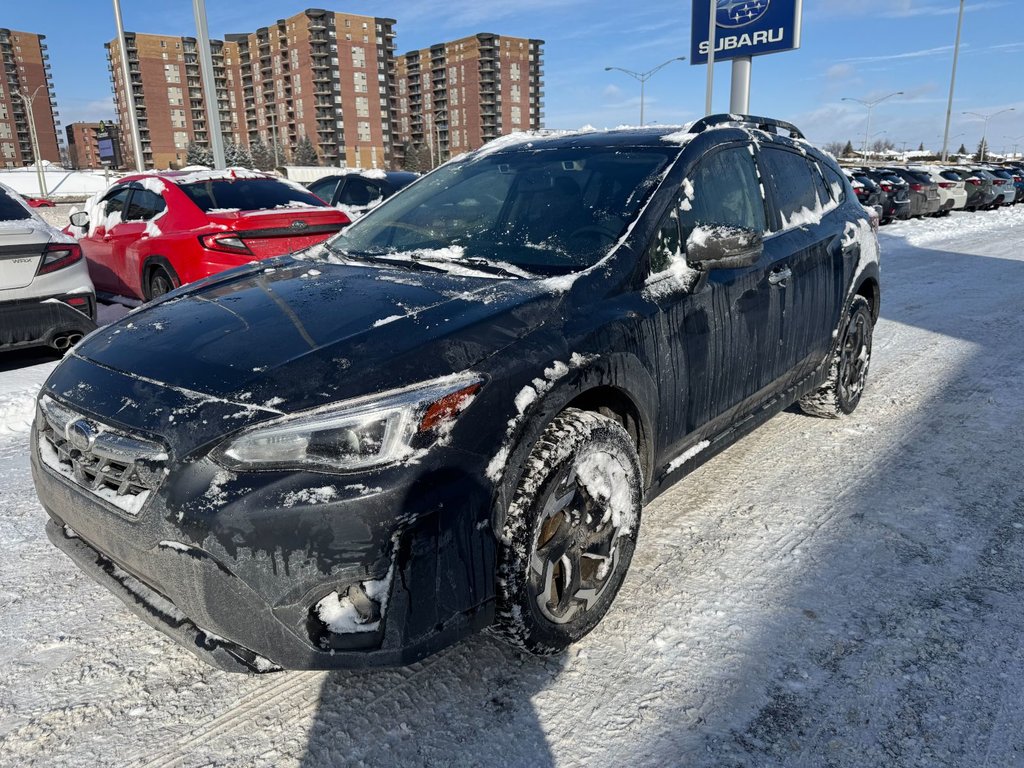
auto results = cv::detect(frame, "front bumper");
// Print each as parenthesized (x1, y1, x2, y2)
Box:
(0, 292, 96, 350)
(32, 410, 498, 672)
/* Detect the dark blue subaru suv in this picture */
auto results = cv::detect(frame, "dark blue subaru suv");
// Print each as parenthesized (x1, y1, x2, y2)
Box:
(32, 115, 880, 672)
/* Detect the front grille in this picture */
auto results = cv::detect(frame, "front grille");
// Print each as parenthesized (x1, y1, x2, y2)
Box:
(37, 396, 168, 516)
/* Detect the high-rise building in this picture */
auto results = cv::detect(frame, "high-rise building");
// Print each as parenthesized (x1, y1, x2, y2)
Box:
(395, 34, 543, 167)
(226, 9, 398, 169)
(107, 9, 397, 170)
(66, 121, 122, 170)
(106, 33, 244, 170)
(0, 28, 62, 168)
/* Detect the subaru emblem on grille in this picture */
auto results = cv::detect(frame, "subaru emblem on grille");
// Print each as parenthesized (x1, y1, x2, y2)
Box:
(290, 219, 309, 231)
(67, 419, 98, 452)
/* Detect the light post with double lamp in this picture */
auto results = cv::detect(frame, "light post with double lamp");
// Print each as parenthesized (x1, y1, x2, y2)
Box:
(963, 108, 1015, 162)
(842, 92, 903, 155)
(1005, 135, 1024, 160)
(12, 85, 49, 197)
(604, 56, 686, 127)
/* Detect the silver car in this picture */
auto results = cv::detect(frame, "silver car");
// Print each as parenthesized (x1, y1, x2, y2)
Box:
(0, 183, 97, 353)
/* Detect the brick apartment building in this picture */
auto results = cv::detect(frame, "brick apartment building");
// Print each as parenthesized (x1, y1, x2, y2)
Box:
(108, 9, 397, 170)
(66, 121, 121, 169)
(225, 9, 398, 169)
(0, 28, 61, 168)
(107, 32, 244, 169)
(395, 34, 543, 166)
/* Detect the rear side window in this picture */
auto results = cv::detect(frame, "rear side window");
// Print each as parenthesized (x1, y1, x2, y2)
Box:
(179, 179, 328, 212)
(807, 160, 833, 205)
(679, 145, 766, 242)
(758, 147, 820, 227)
(0, 189, 32, 221)
(822, 165, 848, 203)
(124, 188, 166, 221)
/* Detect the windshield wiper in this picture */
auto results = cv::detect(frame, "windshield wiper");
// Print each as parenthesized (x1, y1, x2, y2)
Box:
(409, 254, 531, 279)
(321, 242, 449, 273)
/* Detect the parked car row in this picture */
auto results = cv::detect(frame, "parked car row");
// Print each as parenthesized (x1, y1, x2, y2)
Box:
(843, 162, 1024, 225)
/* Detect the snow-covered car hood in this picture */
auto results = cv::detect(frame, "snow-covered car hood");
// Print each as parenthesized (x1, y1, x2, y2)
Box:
(71, 258, 563, 413)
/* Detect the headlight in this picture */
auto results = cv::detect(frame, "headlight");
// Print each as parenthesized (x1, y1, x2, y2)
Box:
(213, 374, 483, 473)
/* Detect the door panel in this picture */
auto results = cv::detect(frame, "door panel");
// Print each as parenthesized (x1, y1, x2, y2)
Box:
(84, 187, 132, 293)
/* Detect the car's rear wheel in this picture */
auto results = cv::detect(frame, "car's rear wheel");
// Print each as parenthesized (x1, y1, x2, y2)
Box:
(495, 408, 642, 655)
(147, 265, 177, 301)
(799, 295, 874, 419)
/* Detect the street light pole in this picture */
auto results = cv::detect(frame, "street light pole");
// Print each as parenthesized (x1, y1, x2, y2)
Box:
(1005, 135, 1024, 159)
(193, 0, 225, 169)
(13, 86, 47, 196)
(842, 92, 904, 155)
(963, 108, 1016, 162)
(604, 56, 686, 126)
(941, 0, 965, 163)
(112, 0, 145, 171)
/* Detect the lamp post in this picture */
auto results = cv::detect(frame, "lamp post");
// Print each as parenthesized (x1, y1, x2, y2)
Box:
(1005, 135, 1024, 159)
(963, 108, 1016, 162)
(12, 85, 48, 196)
(605, 56, 686, 126)
(940, 0, 965, 162)
(842, 92, 904, 155)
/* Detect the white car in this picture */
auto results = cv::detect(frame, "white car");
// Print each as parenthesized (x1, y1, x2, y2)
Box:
(0, 182, 96, 353)
(909, 166, 967, 215)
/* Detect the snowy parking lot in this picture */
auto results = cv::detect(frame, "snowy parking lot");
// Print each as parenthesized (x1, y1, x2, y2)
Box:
(1, 205, 1023, 767)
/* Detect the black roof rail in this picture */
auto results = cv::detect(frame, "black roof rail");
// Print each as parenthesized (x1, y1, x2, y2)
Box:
(689, 114, 806, 140)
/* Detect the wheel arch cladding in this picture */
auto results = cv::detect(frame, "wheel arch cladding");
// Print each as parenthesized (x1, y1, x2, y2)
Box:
(491, 351, 658, 534)
(856, 275, 880, 322)
(142, 255, 179, 286)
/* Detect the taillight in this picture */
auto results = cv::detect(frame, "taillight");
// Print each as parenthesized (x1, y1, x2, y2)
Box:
(938, 182, 955, 189)
(881, 183, 893, 192)
(910, 183, 924, 192)
(967, 178, 982, 186)
(993, 180, 1005, 186)
(199, 233, 253, 255)
(37, 242, 82, 275)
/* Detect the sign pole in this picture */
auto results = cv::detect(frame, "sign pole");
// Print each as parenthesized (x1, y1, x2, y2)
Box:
(704, 0, 716, 115)
(730, 57, 751, 114)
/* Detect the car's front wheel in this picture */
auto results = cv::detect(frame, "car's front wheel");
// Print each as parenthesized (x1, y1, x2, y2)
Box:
(800, 294, 874, 418)
(495, 408, 642, 655)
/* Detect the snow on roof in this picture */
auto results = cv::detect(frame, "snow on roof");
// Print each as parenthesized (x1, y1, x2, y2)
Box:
(159, 167, 272, 185)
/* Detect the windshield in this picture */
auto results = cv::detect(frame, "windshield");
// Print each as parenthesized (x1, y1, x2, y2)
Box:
(179, 179, 328, 213)
(329, 145, 672, 276)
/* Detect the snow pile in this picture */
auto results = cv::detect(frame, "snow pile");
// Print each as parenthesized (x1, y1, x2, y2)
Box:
(168, 167, 268, 186)
(666, 439, 710, 473)
(314, 561, 395, 634)
(575, 450, 638, 536)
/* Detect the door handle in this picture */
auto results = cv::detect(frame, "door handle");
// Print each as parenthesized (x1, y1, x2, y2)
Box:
(768, 267, 792, 285)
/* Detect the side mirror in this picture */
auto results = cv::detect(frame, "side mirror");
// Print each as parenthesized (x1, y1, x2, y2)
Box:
(687, 224, 763, 270)
(69, 211, 89, 228)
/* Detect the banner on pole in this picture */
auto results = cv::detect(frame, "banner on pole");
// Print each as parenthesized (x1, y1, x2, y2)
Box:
(691, 0, 803, 65)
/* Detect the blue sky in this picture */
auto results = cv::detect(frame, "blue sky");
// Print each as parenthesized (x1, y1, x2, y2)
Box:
(5, 0, 1023, 155)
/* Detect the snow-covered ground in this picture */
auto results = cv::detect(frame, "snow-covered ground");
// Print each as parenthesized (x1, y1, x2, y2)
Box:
(1, 206, 1023, 766)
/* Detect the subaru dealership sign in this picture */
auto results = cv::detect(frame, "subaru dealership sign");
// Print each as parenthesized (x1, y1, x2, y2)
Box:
(691, 0, 803, 65)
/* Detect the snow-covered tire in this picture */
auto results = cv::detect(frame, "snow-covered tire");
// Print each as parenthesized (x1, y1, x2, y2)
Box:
(494, 408, 642, 656)
(799, 295, 874, 419)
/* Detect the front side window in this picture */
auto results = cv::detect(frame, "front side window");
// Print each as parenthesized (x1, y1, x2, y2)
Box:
(124, 188, 166, 221)
(332, 146, 672, 276)
(338, 178, 383, 207)
(103, 187, 132, 219)
(678, 145, 766, 244)
(308, 177, 340, 202)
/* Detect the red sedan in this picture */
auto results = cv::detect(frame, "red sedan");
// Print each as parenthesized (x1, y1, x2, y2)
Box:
(68, 169, 350, 300)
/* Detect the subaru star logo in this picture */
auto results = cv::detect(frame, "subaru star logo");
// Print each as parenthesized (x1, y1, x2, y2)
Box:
(290, 219, 309, 231)
(717, 0, 771, 28)
(67, 419, 98, 452)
